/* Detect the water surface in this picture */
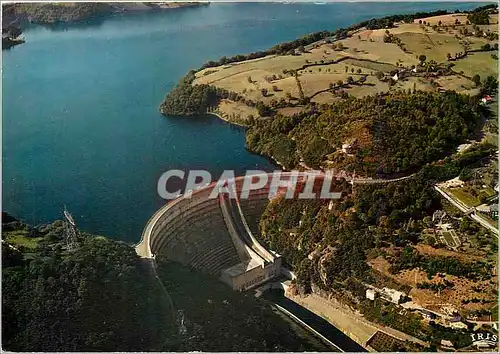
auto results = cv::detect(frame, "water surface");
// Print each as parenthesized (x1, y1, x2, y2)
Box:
(2, 2, 486, 241)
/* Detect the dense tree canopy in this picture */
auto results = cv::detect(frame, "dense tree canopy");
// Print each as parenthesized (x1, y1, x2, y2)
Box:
(160, 71, 221, 116)
(246, 91, 480, 175)
(2, 215, 328, 352)
(2, 225, 169, 351)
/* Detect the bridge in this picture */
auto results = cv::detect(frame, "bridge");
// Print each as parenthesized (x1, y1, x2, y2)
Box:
(135, 171, 413, 291)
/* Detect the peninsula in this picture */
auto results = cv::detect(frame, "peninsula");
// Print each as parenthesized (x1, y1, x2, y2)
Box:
(161, 4, 498, 175)
(3, 2, 208, 24)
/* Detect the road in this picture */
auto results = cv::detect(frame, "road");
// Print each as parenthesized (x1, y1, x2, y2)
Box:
(434, 185, 498, 237)
(263, 290, 366, 352)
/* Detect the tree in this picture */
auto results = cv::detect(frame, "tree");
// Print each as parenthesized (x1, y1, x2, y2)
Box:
(481, 75, 499, 95)
(345, 66, 349, 73)
(418, 54, 427, 63)
(357, 68, 362, 74)
(472, 74, 481, 86)
(336, 80, 344, 87)
(298, 45, 305, 53)
(351, 68, 355, 73)
(375, 71, 384, 80)
(481, 43, 491, 51)
(346, 76, 354, 84)
(247, 76, 253, 83)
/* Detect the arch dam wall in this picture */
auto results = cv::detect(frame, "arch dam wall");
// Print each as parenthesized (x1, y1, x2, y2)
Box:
(135, 172, 348, 291)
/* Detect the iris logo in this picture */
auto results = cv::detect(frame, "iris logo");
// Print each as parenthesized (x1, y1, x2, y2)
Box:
(470, 332, 498, 348)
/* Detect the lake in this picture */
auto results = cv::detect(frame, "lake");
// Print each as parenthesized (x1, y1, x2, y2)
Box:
(2, 2, 486, 242)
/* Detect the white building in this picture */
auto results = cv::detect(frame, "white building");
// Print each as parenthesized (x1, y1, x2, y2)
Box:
(448, 320, 468, 330)
(381, 287, 405, 304)
(366, 289, 377, 300)
(341, 143, 352, 154)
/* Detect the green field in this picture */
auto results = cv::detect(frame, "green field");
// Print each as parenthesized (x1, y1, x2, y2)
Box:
(452, 52, 498, 78)
(5, 230, 43, 250)
(447, 188, 481, 207)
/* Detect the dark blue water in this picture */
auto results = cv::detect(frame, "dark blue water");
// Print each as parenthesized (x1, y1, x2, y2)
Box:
(2, 2, 487, 242)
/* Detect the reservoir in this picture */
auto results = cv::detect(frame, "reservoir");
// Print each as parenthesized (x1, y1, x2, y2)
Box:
(2, 2, 485, 242)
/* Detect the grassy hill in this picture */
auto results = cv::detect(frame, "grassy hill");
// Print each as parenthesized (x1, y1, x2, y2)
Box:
(162, 5, 498, 126)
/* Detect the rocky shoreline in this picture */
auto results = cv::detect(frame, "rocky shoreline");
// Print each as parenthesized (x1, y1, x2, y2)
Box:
(2, 26, 24, 49)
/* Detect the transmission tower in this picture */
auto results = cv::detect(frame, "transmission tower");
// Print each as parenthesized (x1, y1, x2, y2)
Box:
(177, 309, 187, 336)
(62, 206, 79, 251)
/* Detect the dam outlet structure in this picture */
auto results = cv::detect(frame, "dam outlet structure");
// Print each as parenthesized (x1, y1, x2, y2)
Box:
(136, 172, 348, 291)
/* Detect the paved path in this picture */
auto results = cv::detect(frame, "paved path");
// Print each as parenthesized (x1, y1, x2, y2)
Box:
(352, 173, 415, 184)
(289, 293, 428, 348)
(434, 185, 498, 237)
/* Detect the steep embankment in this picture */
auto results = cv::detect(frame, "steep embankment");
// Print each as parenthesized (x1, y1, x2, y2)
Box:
(2, 212, 330, 352)
(2, 213, 170, 352)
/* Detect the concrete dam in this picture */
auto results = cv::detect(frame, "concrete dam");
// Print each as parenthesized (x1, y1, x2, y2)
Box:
(135, 172, 347, 291)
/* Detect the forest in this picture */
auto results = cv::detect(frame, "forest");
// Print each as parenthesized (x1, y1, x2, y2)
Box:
(2, 215, 169, 351)
(246, 91, 482, 175)
(159, 71, 222, 116)
(257, 142, 496, 283)
(467, 3, 498, 25)
(2, 213, 327, 352)
(256, 141, 496, 345)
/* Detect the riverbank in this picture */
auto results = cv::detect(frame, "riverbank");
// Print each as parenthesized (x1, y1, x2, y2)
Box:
(206, 111, 247, 128)
(2, 34, 25, 49)
(263, 289, 367, 352)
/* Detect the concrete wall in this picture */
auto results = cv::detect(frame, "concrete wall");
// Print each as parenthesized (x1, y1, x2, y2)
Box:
(229, 259, 282, 292)
(149, 188, 241, 275)
(140, 173, 319, 285)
